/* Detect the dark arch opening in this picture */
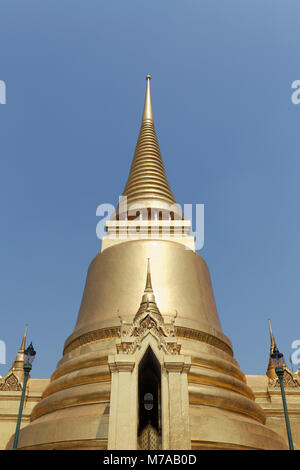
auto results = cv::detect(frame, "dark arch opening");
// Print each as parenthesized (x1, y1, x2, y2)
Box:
(138, 347, 161, 437)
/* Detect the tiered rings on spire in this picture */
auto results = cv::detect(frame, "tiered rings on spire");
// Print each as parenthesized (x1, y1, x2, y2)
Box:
(122, 76, 176, 207)
(103, 76, 194, 251)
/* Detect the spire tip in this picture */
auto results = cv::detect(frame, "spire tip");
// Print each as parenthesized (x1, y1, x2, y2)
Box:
(20, 324, 28, 352)
(145, 258, 152, 291)
(142, 75, 153, 122)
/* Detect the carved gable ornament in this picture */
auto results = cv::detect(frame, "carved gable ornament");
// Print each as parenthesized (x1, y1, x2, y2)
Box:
(117, 310, 181, 355)
(116, 259, 181, 356)
(0, 373, 22, 391)
(269, 368, 300, 388)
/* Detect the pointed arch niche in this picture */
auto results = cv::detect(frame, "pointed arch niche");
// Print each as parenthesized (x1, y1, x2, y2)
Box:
(138, 346, 161, 449)
(107, 332, 191, 450)
(107, 259, 191, 449)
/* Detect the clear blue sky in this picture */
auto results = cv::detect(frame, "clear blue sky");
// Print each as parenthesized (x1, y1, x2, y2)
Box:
(1, 1, 299, 378)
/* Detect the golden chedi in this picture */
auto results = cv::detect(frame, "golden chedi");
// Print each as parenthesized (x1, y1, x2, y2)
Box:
(15, 76, 287, 450)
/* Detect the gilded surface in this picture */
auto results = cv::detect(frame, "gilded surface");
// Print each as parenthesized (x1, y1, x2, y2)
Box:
(115, 75, 177, 216)
(115, 261, 180, 355)
(116, 262, 181, 355)
(14, 77, 289, 450)
(65, 240, 228, 347)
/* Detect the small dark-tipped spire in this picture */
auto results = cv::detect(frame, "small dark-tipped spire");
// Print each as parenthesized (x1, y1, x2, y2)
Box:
(268, 319, 277, 357)
(266, 319, 276, 379)
(266, 319, 286, 378)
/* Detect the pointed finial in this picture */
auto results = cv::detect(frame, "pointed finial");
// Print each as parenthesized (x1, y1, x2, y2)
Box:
(20, 324, 28, 352)
(8, 325, 29, 377)
(266, 319, 287, 377)
(268, 319, 276, 353)
(145, 258, 153, 292)
(114, 74, 177, 221)
(142, 75, 153, 122)
(266, 319, 276, 379)
(134, 258, 161, 320)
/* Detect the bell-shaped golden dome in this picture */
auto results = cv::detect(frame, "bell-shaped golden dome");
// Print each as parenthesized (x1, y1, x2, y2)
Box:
(14, 77, 287, 451)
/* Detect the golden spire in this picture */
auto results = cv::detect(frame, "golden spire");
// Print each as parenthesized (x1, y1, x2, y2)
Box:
(266, 319, 287, 378)
(266, 319, 276, 379)
(142, 75, 153, 121)
(12, 325, 28, 369)
(134, 259, 161, 321)
(119, 75, 177, 215)
(268, 319, 275, 353)
(20, 324, 28, 353)
(145, 258, 152, 292)
(103, 75, 193, 252)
